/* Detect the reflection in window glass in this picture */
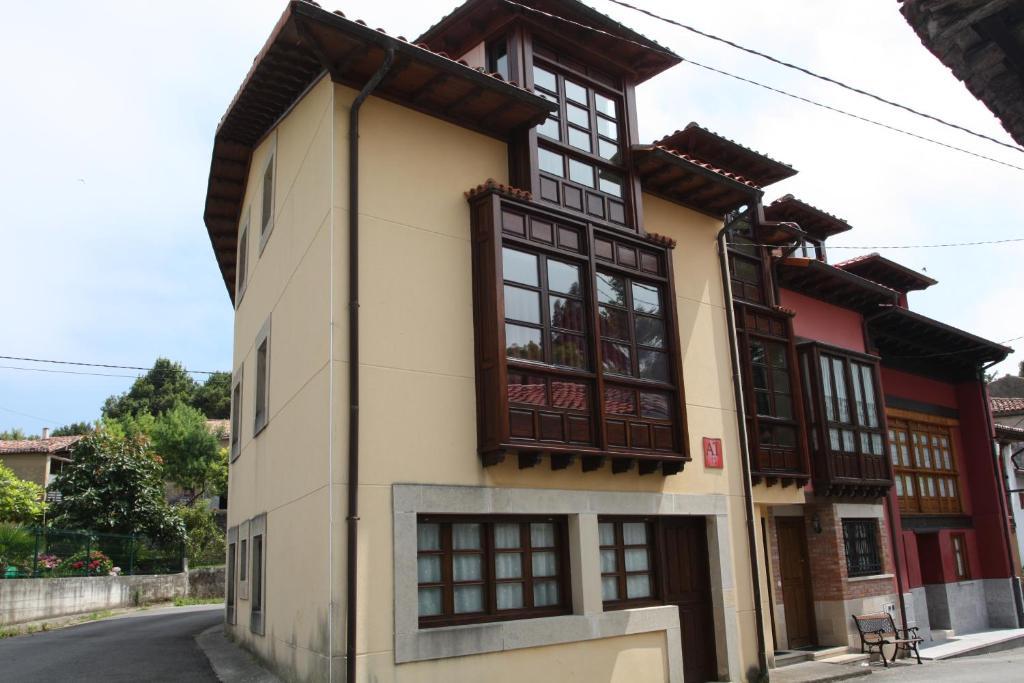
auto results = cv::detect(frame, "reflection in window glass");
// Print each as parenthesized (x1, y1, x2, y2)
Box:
(506, 324, 543, 361)
(598, 139, 619, 161)
(551, 332, 586, 368)
(597, 117, 618, 138)
(598, 169, 623, 197)
(537, 116, 560, 140)
(604, 386, 636, 414)
(507, 372, 547, 405)
(533, 65, 557, 92)
(547, 260, 580, 295)
(596, 272, 626, 305)
(599, 305, 629, 340)
(568, 159, 594, 187)
(631, 282, 661, 313)
(550, 297, 584, 331)
(640, 391, 670, 419)
(635, 317, 666, 348)
(502, 247, 538, 286)
(551, 380, 588, 410)
(504, 285, 540, 323)
(638, 349, 669, 382)
(595, 93, 616, 117)
(538, 148, 564, 177)
(568, 126, 592, 152)
(566, 103, 590, 128)
(564, 79, 588, 104)
(603, 341, 631, 375)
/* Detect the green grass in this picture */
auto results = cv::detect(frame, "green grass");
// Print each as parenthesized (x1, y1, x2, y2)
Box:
(86, 610, 114, 621)
(173, 596, 224, 607)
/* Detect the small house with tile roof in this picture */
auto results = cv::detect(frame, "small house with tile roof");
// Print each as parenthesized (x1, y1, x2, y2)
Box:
(0, 433, 82, 492)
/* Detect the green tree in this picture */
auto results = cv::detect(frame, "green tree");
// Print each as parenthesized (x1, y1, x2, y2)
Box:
(176, 504, 225, 567)
(102, 358, 196, 420)
(51, 422, 93, 436)
(0, 428, 37, 440)
(0, 463, 45, 523)
(150, 404, 221, 505)
(49, 431, 184, 543)
(190, 371, 232, 419)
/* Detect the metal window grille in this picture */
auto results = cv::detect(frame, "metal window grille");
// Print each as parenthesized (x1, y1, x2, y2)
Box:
(843, 519, 882, 577)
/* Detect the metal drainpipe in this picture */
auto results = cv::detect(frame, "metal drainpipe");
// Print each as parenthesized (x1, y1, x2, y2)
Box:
(978, 363, 1024, 626)
(883, 486, 910, 632)
(717, 217, 770, 679)
(346, 46, 394, 683)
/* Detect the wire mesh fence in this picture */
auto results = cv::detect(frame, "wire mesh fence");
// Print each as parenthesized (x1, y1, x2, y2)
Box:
(0, 526, 184, 579)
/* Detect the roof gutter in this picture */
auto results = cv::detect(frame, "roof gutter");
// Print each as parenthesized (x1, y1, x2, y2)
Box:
(345, 45, 395, 683)
(717, 212, 770, 680)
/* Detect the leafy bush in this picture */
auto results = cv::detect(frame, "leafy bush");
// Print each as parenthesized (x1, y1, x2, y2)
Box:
(177, 505, 224, 567)
(59, 550, 113, 576)
(0, 464, 45, 523)
(0, 523, 34, 573)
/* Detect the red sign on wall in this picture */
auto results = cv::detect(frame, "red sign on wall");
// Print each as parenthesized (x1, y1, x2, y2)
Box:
(703, 437, 724, 469)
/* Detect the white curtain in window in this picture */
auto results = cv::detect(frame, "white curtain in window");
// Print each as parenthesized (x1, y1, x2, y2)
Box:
(532, 550, 556, 577)
(452, 523, 481, 550)
(602, 576, 618, 601)
(599, 522, 616, 546)
(454, 585, 483, 613)
(418, 587, 442, 616)
(626, 574, 651, 599)
(496, 582, 524, 610)
(494, 523, 520, 549)
(624, 548, 648, 572)
(453, 554, 482, 581)
(495, 551, 522, 579)
(417, 556, 441, 583)
(530, 522, 555, 548)
(600, 548, 618, 573)
(417, 523, 440, 551)
(533, 579, 559, 607)
(622, 522, 647, 545)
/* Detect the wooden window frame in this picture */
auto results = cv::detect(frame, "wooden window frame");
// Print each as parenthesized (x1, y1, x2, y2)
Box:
(799, 343, 892, 489)
(226, 528, 237, 625)
(258, 140, 276, 254)
(597, 271, 670, 383)
(888, 416, 962, 514)
(230, 366, 243, 462)
(951, 533, 970, 581)
(599, 517, 660, 610)
(253, 317, 271, 436)
(249, 513, 266, 636)
(236, 208, 250, 306)
(415, 516, 571, 628)
(468, 194, 689, 472)
(842, 518, 883, 578)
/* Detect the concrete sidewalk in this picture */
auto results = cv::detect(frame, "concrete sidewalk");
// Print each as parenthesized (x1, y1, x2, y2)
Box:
(196, 625, 282, 683)
(767, 660, 872, 683)
(918, 628, 1024, 660)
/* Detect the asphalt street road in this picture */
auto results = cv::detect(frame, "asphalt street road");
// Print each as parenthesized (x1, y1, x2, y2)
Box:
(0, 605, 223, 682)
(870, 645, 1024, 682)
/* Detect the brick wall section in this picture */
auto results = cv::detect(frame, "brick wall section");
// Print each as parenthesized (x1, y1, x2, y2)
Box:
(767, 513, 784, 605)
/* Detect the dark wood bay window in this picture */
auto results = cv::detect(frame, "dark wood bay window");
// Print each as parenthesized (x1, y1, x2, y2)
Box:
(599, 519, 657, 608)
(842, 519, 882, 577)
(416, 517, 570, 627)
(889, 418, 961, 514)
(530, 47, 631, 229)
(799, 344, 891, 496)
(469, 193, 688, 474)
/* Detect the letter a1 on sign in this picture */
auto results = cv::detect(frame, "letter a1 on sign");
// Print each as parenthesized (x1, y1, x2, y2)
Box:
(703, 437, 723, 469)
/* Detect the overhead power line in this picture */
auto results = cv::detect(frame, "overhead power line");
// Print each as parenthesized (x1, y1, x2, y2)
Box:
(729, 236, 1024, 249)
(604, 0, 1024, 155)
(499, 0, 1024, 174)
(0, 364, 138, 379)
(0, 355, 218, 376)
(0, 405, 60, 425)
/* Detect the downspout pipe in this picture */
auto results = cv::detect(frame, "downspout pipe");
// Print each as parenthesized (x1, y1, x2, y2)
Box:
(978, 362, 1024, 626)
(882, 486, 910, 633)
(717, 215, 770, 680)
(347, 46, 395, 683)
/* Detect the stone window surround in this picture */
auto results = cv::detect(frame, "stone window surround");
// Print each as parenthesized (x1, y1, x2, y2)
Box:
(393, 484, 742, 682)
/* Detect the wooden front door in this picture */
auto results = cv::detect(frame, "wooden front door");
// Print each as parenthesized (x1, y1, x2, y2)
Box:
(661, 517, 717, 682)
(776, 517, 816, 648)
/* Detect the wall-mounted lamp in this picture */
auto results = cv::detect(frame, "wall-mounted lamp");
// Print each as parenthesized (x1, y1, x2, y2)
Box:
(812, 513, 822, 534)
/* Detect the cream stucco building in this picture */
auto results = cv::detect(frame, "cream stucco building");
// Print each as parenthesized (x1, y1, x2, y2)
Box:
(206, 2, 806, 681)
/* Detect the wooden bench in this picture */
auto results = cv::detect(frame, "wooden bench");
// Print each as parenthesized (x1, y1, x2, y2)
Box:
(852, 612, 923, 666)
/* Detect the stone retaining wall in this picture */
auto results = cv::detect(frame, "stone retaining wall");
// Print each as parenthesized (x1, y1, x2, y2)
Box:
(0, 566, 225, 626)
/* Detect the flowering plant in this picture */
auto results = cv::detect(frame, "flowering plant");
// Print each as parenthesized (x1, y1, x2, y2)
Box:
(59, 550, 113, 576)
(36, 554, 60, 570)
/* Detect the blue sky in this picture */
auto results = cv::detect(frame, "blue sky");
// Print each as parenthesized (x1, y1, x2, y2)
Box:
(1, 0, 1021, 432)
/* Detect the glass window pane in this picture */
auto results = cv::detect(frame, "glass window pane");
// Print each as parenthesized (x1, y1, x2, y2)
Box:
(508, 372, 548, 406)
(532, 551, 557, 577)
(631, 282, 661, 314)
(638, 349, 669, 382)
(772, 370, 790, 394)
(598, 522, 616, 546)
(602, 576, 619, 601)
(550, 297, 584, 331)
(842, 430, 856, 453)
(622, 522, 647, 545)
(598, 168, 623, 197)
(832, 358, 850, 422)
(534, 579, 559, 607)
(495, 552, 522, 579)
(454, 585, 484, 613)
(547, 259, 581, 295)
(452, 523, 481, 550)
(566, 102, 589, 127)
(596, 272, 626, 305)
(564, 79, 588, 104)
(624, 548, 649, 572)
(750, 339, 766, 365)
(596, 93, 616, 117)
(504, 285, 541, 324)
(775, 426, 797, 448)
(454, 554, 482, 581)
(506, 324, 543, 361)
(755, 391, 771, 416)
(568, 126, 592, 152)
(895, 476, 904, 496)
(775, 395, 793, 420)
(418, 587, 442, 616)
(533, 65, 556, 92)
(538, 147, 564, 177)
(640, 391, 671, 419)
(417, 556, 441, 583)
(598, 139, 619, 161)
(502, 247, 538, 286)
(531, 523, 555, 548)
(417, 523, 440, 551)
(852, 363, 866, 426)
(597, 117, 618, 138)
(604, 385, 636, 414)
(602, 342, 632, 375)
(635, 316, 666, 348)
(872, 433, 884, 456)
(829, 427, 841, 450)
(551, 332, 586, 368)
(599, 305, 630, 340)
(568, 159, 595, 187)
(626, 574, 652, 599)
(860, 365, 878, 427)
(600, 548, 618, 573)
(820, 356, 835, 421)
(494, 523, 520, 549)
(552, 380, 588, 410)
(752, 366, 768, 390)
(496, 582, 524, 610)
(860, 432, 870, 454)
(769, 343, 788, 368)
(537, 116, 560, 140)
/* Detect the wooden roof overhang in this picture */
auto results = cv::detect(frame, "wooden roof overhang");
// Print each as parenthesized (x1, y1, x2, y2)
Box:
(763, 194, 852, 241)
(835, 252, 937, 293)
(777, 257, 899, 314)
(655, 122, 797, 187)
(866, 305, 1012, 380)
(632, 145, 763, 218)
(204, 0, 557, 301)
(995, 422, 1024, 444)
(416, 0, 681, 84)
